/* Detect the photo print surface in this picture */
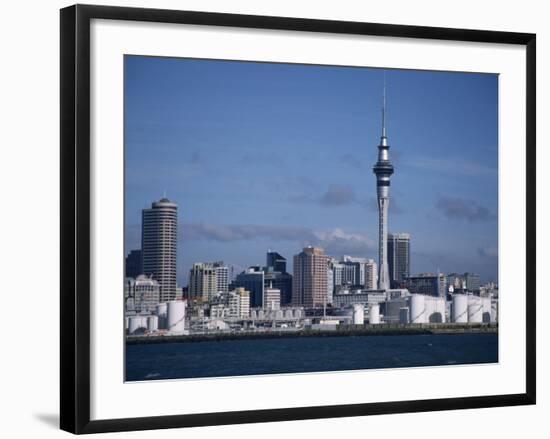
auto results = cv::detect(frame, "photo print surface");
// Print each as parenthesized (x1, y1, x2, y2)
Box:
(123, 55, 498, 381)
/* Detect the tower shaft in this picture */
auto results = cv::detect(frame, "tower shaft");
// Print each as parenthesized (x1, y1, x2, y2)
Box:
(372, 77, 394, 291)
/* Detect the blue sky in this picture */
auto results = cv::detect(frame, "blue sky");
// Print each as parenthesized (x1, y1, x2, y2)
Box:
(124, 56, 498, 286)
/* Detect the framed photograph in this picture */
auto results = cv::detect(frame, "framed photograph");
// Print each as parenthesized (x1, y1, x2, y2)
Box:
(60, 4, 536, 434)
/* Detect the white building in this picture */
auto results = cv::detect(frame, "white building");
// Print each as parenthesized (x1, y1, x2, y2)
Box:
(228, 288, 250, 319)
(125, 275, 160, 313)
(364, 259, 378, 290)
(264, 284, 281, 310)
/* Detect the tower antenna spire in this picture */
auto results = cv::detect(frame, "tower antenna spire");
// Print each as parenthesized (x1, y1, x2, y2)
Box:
(382, 72, 387, 138)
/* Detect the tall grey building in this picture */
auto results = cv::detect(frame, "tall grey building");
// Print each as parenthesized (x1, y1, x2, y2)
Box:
(141, 198, 178, 303)
(388, 233, 411, 288)
(372, 79, 394, 290)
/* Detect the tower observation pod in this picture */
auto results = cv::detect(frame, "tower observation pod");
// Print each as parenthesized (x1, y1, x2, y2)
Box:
(372, 76, 394, 290)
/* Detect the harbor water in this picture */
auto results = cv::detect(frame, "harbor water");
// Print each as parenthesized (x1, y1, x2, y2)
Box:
(126, 333, 498, 381)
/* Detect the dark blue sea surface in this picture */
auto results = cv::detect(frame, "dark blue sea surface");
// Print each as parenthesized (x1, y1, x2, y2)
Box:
(125, 333, 498, 381)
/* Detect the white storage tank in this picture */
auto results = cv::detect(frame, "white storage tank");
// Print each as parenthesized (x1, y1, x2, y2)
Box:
(491, 299, 498, 323)
(468, 297, 483, 323)
(156, 303, 168, 330)
(352, 304, 365, 325)
(167, 300, 186, 333)
(482, 297, 492, 323)
(147, 315, 158, 332)
(369, 303, 380, 324)
(128, 316, 147, 334)
(426, 297, 445, 323)
(452, 294, 468, 323)
(436, 298, 446, 323)
(284, 309, 294, 319)
(410, 294, 426, 324)
(293, 308, 303, 319)
(275, 310, 284, 320)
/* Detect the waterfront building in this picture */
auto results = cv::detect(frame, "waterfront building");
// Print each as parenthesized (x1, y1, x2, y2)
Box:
(372, 80, 394, 291)
(233, 267, 265, 308)
(141, 198, 178, 302)
(264, 283, 281, 310)
(332, 289, 387, 308)
(405, 273, 447, 297)
(125, 275, 160, 313)
(292, 246, 329, 308)
(210, 303, 228, 319)
(228, 287, 251, 318)
(388, 233, 411, 288)
(125, 249, 142, 279)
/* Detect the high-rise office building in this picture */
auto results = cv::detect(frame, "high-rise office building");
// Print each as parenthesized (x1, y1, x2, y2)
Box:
(266, 251, 287, 273)
(125, 249, 142, 279)
(264, 251, 293, 305)
(215, 263, 229, 293)
(233, 267, 265, 308)
(388, 233, 411, 288)
(188, 261, 228, 301)
(141, 198, 178, 303)
(292, 246, 329, 308)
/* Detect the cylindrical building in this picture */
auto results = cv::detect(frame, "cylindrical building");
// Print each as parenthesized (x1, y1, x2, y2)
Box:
(468, 297, 483, 323)
(369, 303, 380, 324)
(452, 294, 468, 323)
(167, 300, 186, 333)
(128, 316, 147, 334)
(142, 198, 178, 303)
(410, 294, 426, 324)
(352, 304, 365, 325)
(147, 315, 158, 332)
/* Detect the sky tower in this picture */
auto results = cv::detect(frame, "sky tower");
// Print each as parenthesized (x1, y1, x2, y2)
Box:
(373, 77, 394, 291)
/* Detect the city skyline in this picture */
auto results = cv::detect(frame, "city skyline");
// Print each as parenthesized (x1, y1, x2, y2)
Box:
(124, 56, 498, 285)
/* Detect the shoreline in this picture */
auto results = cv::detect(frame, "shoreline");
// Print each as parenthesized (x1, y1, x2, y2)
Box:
(126, 323, 498, 345)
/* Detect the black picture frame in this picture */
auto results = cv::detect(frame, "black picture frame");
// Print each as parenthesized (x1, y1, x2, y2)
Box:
(60, 4, 536, 434)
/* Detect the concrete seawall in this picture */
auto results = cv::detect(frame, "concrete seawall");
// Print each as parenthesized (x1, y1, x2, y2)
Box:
(126, 323, 498, 345)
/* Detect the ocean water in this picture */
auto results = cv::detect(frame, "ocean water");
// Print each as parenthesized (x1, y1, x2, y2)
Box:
(125, 333, 498, 381)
